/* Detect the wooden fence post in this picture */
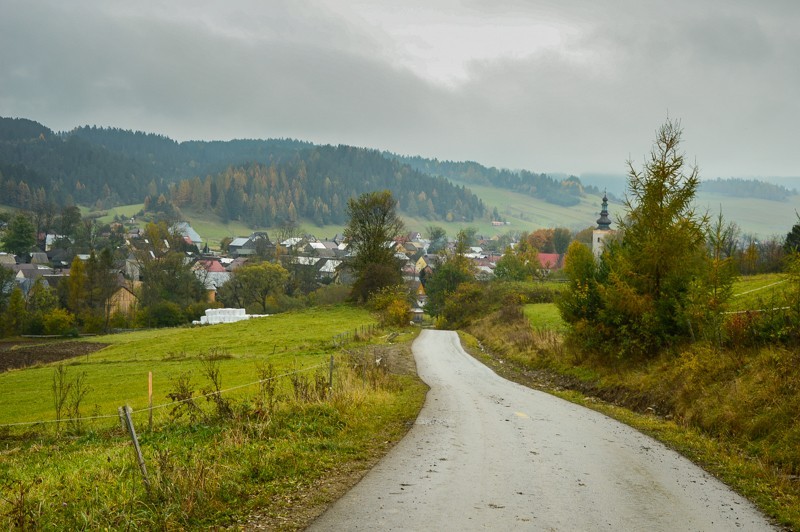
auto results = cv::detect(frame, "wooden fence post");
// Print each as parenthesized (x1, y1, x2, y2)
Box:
(148, 372, 153, 432)
(329, 354, 334, 389)
(120, 405, 151, 494)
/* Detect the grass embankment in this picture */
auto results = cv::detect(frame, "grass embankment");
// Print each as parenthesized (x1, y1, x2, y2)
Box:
(0, 306, 427, 530)
(466, 274, 800, 529)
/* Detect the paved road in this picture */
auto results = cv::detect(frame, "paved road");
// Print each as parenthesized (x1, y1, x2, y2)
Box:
(308, 330, 774, 531)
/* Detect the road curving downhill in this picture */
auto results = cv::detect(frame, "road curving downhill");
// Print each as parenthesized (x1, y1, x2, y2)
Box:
(308, 329, 774, 531)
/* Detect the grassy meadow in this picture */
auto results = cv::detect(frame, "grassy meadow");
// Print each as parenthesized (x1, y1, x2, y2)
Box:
(0, 305, 374, 426)
(729, 273, 789, 312)
(0, 305, 427, 529)
(695, 192, 800, 238)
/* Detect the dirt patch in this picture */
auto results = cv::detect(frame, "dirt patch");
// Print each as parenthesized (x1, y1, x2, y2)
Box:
(0, 340, 108, 373)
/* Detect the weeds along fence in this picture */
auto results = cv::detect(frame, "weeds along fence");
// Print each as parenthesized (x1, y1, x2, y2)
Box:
(0, 322, 386, 441)
(332, 323, 380, 347)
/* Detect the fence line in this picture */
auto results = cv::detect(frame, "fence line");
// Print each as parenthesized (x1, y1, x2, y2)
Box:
(724, 306, 791, 315)
(732, 279, 788, 298)
(0, 412, 120, 428)
(137, 362, 329, 415)
(1, 323, 378, 431)
(0, 361, 329, 429)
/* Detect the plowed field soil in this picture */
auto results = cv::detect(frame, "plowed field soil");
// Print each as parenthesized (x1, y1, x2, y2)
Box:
(0, 340, 107, 372)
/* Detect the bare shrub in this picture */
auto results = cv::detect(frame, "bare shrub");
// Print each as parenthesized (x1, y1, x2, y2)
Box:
(52, 364, 71, 433)
(200, 353, 233, 419)
(0, 479, 41, 529)
(167, 372, 206, 423)
(289, 371, 329, 402)
(346, 349, 391, 391)
(255, 362, 280, 415)
(67, 371, 91, 433)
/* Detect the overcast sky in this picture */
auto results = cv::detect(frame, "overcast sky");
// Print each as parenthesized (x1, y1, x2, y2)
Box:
(1, 0, 798, 178)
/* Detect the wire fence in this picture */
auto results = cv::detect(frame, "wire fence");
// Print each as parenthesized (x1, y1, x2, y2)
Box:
(0, 322, 383, 434)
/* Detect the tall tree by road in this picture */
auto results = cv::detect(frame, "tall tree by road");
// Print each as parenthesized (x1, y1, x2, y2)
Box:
(345, 190, 405, 302)
(560, 119, 712, 358)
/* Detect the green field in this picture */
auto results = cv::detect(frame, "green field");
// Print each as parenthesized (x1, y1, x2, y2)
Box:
(0, 305, 376, 426)
(729, 272, 789, 312)
(695, 192, 800, 238)
(523, 303, 567, 332)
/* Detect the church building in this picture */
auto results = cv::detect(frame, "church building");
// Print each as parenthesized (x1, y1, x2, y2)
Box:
(592, 193, 613, 258)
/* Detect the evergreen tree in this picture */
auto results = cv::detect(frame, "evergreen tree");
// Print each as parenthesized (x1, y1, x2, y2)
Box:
(560, 119, 711, 358)
(2, 213, 36, 256)
(3, 287, 27, 337)
(784, 216, 800, 253)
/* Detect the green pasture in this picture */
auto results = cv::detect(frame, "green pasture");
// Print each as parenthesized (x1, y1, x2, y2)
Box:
(695, 192, 800, 238)
(91, 203, 144, 224)
(729, 273, 789, 312)
(523, 302, 567, 332)
(0, 305, 376, 426)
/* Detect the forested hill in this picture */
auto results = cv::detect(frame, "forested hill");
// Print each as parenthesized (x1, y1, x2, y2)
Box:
(70, 126, 313, 180)
(165, 146, 485, 226)
(0, 118, 484, 224)
(0, 117, 157, 207)
(390, 154, 602, 207)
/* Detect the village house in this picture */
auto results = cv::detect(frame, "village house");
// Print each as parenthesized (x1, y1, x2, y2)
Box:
(193, 258, 232, 301)
(228, 232, 272, 258)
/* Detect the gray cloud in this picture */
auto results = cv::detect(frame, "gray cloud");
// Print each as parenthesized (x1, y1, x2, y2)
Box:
(0, 0, 798, 178)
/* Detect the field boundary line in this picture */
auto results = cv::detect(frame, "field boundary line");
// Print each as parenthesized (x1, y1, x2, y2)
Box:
(732, 279, 787, 298)
(138, 362, 329, 414)
(0, 361, 329, 428)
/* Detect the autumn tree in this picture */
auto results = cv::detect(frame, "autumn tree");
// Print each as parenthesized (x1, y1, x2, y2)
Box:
(557, 241, 601, 325)
(25, 278, 60, 334)
(344, 191, 405, 302)
(217, 262, 289, 314)
(2, 287, 27, 337)
(527, 228, 555, 253)
(136, 222, 205, 325)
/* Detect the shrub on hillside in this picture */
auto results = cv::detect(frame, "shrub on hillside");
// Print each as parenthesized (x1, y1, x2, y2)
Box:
(368, 286, 411, 327)
(138, 301, 186, 328)
(43, 308, 76, 336)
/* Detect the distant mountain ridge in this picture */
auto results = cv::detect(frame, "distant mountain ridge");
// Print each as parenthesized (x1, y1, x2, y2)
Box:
(0, 117, 484, 224)
(1, 117, 794, 229)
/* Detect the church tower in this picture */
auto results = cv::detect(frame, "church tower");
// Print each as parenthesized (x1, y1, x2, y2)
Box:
(592, 192, 613, 258)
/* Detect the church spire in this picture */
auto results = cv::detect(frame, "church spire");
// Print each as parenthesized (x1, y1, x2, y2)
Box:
(596, 192, 612, 230)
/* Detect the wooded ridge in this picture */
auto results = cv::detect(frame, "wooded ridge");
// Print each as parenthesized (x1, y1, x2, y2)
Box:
(0, 117, 792, 226)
